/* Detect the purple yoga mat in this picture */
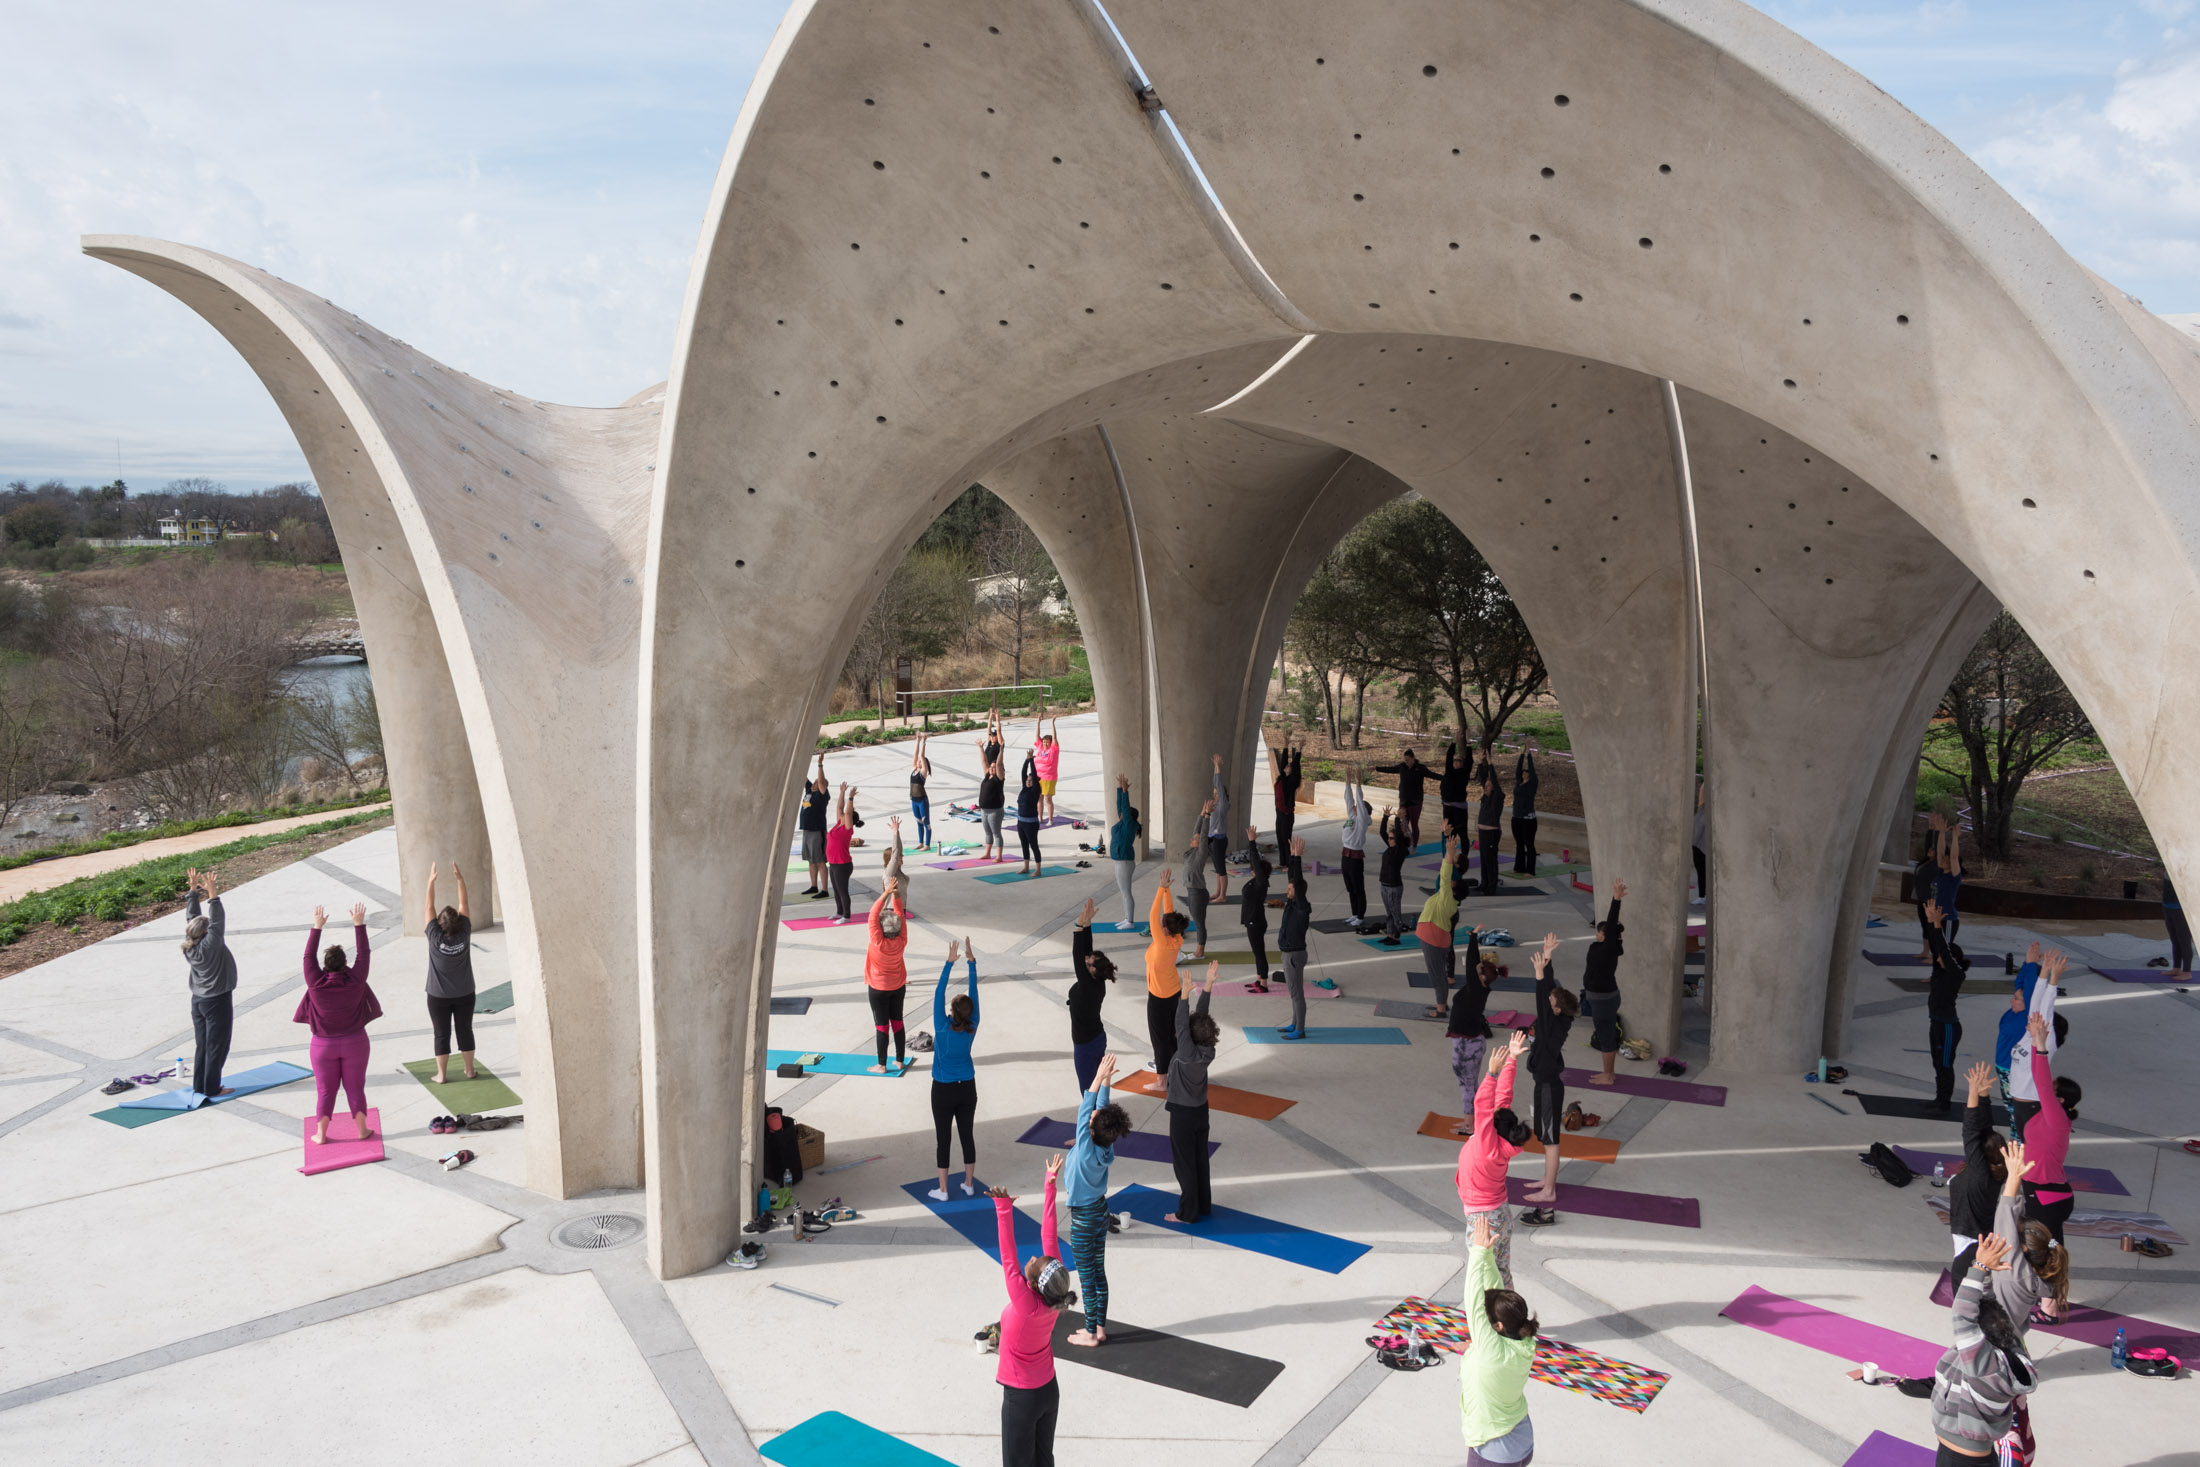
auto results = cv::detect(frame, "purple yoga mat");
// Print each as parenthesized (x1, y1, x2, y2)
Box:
(1842, 1432, 1934, 1467)
(1718, 1286, 1944, 1377)
(1861, 951, 1931, 967)
(2093, 967, 2197, 984)
(1929, 1270, 2200, 1357)
(1503, 1176, 1699, 1228)
(1890, 1145, 2127, 1196)
(926, 857, 1009, 871)
(1558, 1068, 1726, 1107)
(1016, 1116, 1215, 1163)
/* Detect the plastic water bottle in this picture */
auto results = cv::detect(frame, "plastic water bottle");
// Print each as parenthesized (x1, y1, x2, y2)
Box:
(2111, 1327, 2127, 1370)
(1933, 1161, 1946, 1187)
(177, 1056, 188, 1085)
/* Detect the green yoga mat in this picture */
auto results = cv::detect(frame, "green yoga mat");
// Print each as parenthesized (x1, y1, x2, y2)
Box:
(92, 1104, 179, 1129)
(474, 981, 514, 1014)
(400, 1059, 522, 1111)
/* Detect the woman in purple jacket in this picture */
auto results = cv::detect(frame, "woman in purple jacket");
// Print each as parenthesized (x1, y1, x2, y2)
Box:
(295, 902, 380, 1145)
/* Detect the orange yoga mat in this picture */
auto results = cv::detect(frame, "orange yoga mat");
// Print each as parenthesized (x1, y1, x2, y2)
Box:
(1417, 1111, 1619, 1163)
(1116, 1068, 1297, 1120)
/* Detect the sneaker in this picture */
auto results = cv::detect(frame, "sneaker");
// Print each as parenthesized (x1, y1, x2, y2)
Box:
(808, 890, 827, 900)
(1278, 1026, 1306, 1041)
(928, 1186, 949, 1201)
(960, 1179, 976, 1196)
(1115, 921, 1137, 931)
(831, 916, 849, 925)
(1379, 936, 1402, 947)
(1313, 978, 1337, 990)
(100, 1078, 135, 1096)
(728, 1241, 765, 1270)
(799, 886, 817, 897)
(1345, 916, 1363, 928)
(1519, 1208, 1558, 1227)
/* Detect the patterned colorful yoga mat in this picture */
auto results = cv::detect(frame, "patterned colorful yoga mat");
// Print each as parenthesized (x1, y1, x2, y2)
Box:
(1373, 1298, 1669, 1412)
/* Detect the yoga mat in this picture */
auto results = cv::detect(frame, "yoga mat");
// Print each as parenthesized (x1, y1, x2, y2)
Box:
(1417, 1112, 1618, 1162)
(1407, 971, 1533, 993)
(1109, 1182, 1370, 1273)
(1243, 1025, 1407, 1045)
(1503, 1175, 1699, 1227)
(974, 865, 1078, 884)
(1372, 999, 1446, 1022)
(91, 1105, 180, 1129)
(1841, 1432, 1934, 1467)
(1049, 1311, 1284, 1407)
(1882, 979, 2016, 999)
(781, 914, 854, 931)
(1920, 1193, 2187, 1245)
(1016, 1115, 1214, 1163)
(1890, 1144, 2125, 1196)
(1860, 951, 1930, 967)
(923, 856, 1005, 871)
(1373, 1298, 1670, 1411)
(117, 1060, 314, 1111)
(1214, 977, 1337, 998)
(1116, 1068, 1295, 1119)
(2093, 967, 2197, 984)
(1840, 1090, 2008, 1126)
(1717, 1285, 1943, 1377)
(770, 995, 813, 1015)
(761, 1412, 956, 1467)
(1488, 1009, 1532, 1027)
(1362, 932, 1422, 952)
(1926, 1268, 2200, 1356)
(766, 1049, 911, 1077)
(1559, 1067, 1727, 1107)
(299, 1108, 385, 1175)
(474, 980, 513, 1014)
(1088, 920, 1151, 937)
(400, 1059, 522, 1112)
(899, 1178, 1038, 1264)
(1309, 917, 1371, 934)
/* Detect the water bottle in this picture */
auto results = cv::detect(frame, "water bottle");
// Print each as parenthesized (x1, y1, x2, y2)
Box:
(2111, 1327, 2127, 1370)
(177, 1056, 189, 1086)
(1932, 1161, 1946, 1187)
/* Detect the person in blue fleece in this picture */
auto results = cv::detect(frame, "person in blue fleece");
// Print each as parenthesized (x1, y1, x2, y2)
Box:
(927, 937, 980, 1201)
(1063, 1052, 1130, 1349)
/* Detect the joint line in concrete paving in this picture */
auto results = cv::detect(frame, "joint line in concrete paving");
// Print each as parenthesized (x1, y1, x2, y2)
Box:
(301, 853, 402, 911)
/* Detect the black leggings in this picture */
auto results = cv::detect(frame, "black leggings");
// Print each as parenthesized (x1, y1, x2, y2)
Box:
(1341, 851, 1366, 918)
(1694, 846, 1708, 898)
(1511, 815, 1537, 873)
(2169, 906, 2195, 972)
(868, 985, 907, 1064)
(1244, 924, 1269, 980)
(1928, 1016, 1962, 1107)
(1017, 819, 1042, 863)
(426, 993, 476, 1056)
(1274, 806, 1295, 851)
(829, 861, 854, 919)
(931, 1078, 976, 1169)
(1001, 1377, 1059, 1467)
(2023, 1180, 2074, 1246)
(1148, 992, 1178, 1077)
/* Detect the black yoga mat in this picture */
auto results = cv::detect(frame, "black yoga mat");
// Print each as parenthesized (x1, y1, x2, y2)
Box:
(770, 996, 812, 1015)
(1051, 1311, 1285, 1407)
(1841, 1090, 2010, 1126)
(1310, 917, 1370, 934)
(1882, 977, 2015, 997)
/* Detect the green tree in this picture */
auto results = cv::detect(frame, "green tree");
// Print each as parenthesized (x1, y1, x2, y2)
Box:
(1925, 611, 2093, 858)
(4, 503, 68, 549)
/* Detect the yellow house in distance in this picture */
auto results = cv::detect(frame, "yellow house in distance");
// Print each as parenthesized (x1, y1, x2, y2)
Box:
(157, 515, 223, 544)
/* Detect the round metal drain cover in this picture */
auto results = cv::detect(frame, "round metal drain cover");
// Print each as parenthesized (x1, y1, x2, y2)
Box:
(552, 1213, 645, 1250)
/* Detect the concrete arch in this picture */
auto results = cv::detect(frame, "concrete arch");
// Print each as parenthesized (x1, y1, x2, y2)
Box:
(85, 238, 652, 1200)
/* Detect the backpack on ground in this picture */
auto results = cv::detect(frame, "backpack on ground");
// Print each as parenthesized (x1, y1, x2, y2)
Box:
(1861, 1141, 1913, 1188)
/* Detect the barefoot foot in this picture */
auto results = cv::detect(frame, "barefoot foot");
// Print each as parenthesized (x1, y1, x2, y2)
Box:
(1589, 1075, 1616, 1086)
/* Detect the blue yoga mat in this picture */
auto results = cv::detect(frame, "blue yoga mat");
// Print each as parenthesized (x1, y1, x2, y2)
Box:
(762, 1411, 957, 1467)
(1242, 1026, 1409, 1045)
(1016, 1115, 1215, 1162)
(1108, 1182, 1370, 1273)
(118, 1060, 313, 1111)
(766, 1050, 912, 1077)
(974, 864, 1078, 885)
(1089, 920, 1151, 937)
(1361, 932, 1421, 952)
(900, 1178, 1041, 1265)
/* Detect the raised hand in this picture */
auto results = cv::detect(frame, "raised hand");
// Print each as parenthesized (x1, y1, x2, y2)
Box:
(2043, 950, 2068, 981)
(1045, 1153, 1063, 1181)
(1212, 753, 1223, 771)
(1117, 773, 1129, 790)
(1509, 1028, 1530, 1057)
(2003, 1139, 2034, 1185)
(2025, 940, 2042, 965)
(1541, 931, 1560, 961)
(2028, 1011, 2049, 1048)
(947, 938, 960, 962)
(1291, 836, 1305, 857)
(1964, 1061, 1993, 1099)
(349, 903, 367, 925)
(1079, 896, 1095, 927)
(1976, 1232, 2013, 1272)
(311, 905, 327, 929)
(890, 814, 902, 830)
(1204, 959, 1221, 992)
(450, 861, 462, 881)
(1923, 899, 1944, 926)
(186, 866, 201, 893)
(1612, 879, 1628, 900)
(986, 1185, 1014, 1201)
(1472, 1211, 1494, 1250)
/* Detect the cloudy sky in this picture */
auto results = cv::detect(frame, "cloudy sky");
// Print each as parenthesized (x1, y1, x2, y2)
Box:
(4, 0, 2196, 491)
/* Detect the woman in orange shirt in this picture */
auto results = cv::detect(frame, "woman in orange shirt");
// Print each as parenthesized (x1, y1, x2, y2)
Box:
(1145, 878, 1190, 1076)
(865, 880, 911, 1073)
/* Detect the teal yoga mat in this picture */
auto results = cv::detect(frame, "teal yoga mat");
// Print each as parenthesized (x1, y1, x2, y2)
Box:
(1242, 1026, 1410, 1045)
(765, 1049, 913, 1077)
(974, 864, 1077, 884)
(1361, 932, 1421, 952)
(474, 981, 514, 1014)
(92, 1105, 177, 1129)
(761, 1411, 956, 1467)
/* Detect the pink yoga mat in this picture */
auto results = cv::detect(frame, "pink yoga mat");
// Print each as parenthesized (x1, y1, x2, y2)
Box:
(1718, 1286, 1943, 1377)
(925, 857, 1008, 871)
(1503, 1176, 1699, 1228)
(1559, 1068, 1727, 1107)
(2093, 968, 2196, 984)
(781, 915, 857, 931)
(1213, 978, 1338, 999)
(1928, 1270, 2200, 1357)
(1842, 1432, 1933, 1467)
(1487, 1009, 1531, 1027)
(299, 1109, 385, 1176)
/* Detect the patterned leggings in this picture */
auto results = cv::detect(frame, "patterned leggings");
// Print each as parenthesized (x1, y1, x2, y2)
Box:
(1463, 1205, 1515, 1289)
(1450, 1036, 1487, 1119)
(1069, 1199, 1110, 1333)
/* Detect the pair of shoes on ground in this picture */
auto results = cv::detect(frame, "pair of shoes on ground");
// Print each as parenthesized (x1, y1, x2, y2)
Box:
(728, 1240, 766, 1270)
(100, 1078, 136, 1096)
(1276, 1025, 1306, 1041)
(2124, 1233, 2176, 1258)
(1657, 1058, 1689, 1077)
(1518, 1207, 1558, 1226)
(927, 1180, 978, 1201)
(1378, 936, 1402, 947)
(430, 1114, 462, 1134)
(1562, 1100, 1603, 1131)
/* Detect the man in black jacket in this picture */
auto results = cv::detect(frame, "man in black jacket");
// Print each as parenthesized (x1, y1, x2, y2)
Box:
(1511, 742, 1540, 874)
(1276, 837, 1313, 1039)
(1922, 899, 1967, 1110)
(1376, 752, 1428, 852)
(1376, 809, 1410, 944)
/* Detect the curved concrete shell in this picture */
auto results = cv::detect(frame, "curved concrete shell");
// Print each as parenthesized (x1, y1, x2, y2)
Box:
(90, 0, 2200, 1276)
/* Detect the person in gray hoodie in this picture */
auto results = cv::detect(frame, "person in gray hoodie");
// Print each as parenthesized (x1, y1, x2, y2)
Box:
(180, 867, 238, 1097)
(1164, 962, 1219, 1225)
(1929, 1232, 2038, 1464)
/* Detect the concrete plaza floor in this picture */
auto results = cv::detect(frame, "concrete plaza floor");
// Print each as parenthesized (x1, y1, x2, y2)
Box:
(1, 714, 2193, 1464)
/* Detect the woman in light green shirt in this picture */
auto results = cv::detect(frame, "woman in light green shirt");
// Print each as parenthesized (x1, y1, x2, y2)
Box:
(1460, 1211, 1538, 1463)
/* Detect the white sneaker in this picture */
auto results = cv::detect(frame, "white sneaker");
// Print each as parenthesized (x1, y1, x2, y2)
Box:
(1345, 916, 1363, 928)
(1689, 897, 1704, 907)
(1115, 921, 1136, 931)
(927, 1187, 949, 1201)
(832, 915, 850, 925)
(960, 1179, 976, 1196)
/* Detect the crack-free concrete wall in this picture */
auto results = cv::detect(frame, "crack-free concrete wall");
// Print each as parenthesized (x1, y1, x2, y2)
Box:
(86, 239, 651, 1200)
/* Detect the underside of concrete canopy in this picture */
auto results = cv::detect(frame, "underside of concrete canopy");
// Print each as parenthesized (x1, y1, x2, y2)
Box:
(89, 0, 2200, 1277)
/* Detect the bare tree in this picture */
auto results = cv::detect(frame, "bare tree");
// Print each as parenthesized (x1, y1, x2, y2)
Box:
(346, 682, 385, 767)
(290, 684, 362, 788)
(0, 664, 67, 830)
(971, 514, 1061, 690)
(1925, 611, 2093, 858)
(841, 549, 973, 727)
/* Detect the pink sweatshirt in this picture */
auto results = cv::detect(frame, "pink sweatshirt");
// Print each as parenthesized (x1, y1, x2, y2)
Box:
(996, 1176, 1061, 1388)
(2026, 1047, 2072, 1204)
(1455, 1054, 1522, 1212)
(1034, 740, 1059, 779)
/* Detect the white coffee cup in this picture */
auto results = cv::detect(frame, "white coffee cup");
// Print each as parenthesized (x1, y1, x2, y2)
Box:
(1860, 1362, 1880, 1384)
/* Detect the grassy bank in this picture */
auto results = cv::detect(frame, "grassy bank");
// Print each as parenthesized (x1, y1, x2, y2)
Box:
(0, 789, 390, 873)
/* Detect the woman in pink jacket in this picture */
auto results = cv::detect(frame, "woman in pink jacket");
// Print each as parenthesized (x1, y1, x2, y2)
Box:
(991, 1154, 1076, 1467)
(1455, 1028, 1533, 1287)
(2019, 1011, 2081, 1245)
(294, 902, 379, 1145)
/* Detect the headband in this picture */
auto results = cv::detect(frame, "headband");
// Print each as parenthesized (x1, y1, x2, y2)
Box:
(1034, 1258, 1069, 1296)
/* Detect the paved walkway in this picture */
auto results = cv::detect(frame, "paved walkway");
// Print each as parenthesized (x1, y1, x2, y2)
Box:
(0, 719, 2190, 1464)
(0, 803, 391, 904)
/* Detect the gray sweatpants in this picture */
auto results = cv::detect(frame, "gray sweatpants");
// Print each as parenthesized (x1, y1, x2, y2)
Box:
(1282, 948, 1308, 1031)
(1114, 859, 1137, 924)
(981, 808, 1004, 848)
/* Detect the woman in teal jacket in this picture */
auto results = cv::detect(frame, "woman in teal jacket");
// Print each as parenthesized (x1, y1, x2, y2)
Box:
(1108, 774, 1142, 929)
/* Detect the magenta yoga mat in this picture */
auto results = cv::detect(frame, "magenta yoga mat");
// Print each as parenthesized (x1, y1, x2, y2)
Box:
(1928, 1270, 2200, 1357)
(299, 1108, 385, 1176)
(1718, 1286, 1943, 1378)
(1841, 1432, 1935, 1467)
(1502, 1176, 1699, 1228)
(781, 915, 856, 931)
(2092, 968, 2197, 984)
(1889, 1144, 2126, 1196)
(925, 856, 1009, 871)
(1558, 1068, 1726, 1107)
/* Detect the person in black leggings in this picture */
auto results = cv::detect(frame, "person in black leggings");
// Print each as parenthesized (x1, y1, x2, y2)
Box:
(1438, 741, 1472, 852)
(1922, 899, 1967, 1110)
(1377, 752, 1428, 853)
(1016, 753, 1044, 875)
(1475, 762, 1506, 895)
(422, 861, 477, 1084)
(1272, 741, 1302, 854)
(1239, 829, 1273, 992)
(2163, 873, 2192, 976)
(1376, 808, 1409, 945)
(1510, 742, 1540, 875)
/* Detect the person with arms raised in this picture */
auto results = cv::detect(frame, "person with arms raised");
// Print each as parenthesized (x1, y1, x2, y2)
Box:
(179, 867, 236, 1099)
